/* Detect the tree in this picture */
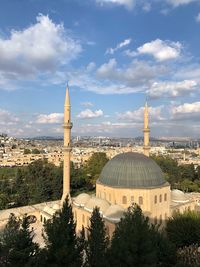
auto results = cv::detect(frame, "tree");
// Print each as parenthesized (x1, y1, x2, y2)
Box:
(24, 149, 31, 154)
(84, 153, 109, 186)
(86, 207, 109, 267)
(109, 204, 158, 267)
(0, 213, 39, 267)
(43, 196, 82, 267)
(152, 155, 180, 184)
(177, 244, 200, 267)
(166, 210, 200, 248)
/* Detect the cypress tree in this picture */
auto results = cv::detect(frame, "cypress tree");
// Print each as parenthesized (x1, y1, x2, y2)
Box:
(43, 196, 82, 267)
(109, 204, 157, 267)
(0, 213, 39, 267)
(86, 207, 109, 267)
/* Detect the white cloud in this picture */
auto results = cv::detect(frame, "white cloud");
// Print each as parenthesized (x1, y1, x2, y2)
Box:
(77, 109, 103, 119)
(166, 0, 199, 7)
(106, 38, 131, 54)
(86, 62, 96, 72)
(96, 0, 135, 9)
(81, 102, 94, 107)
(137, 39, 182, 61)
(0, 109, 19, 125)
(36, 113, 64, 124)
(118, 106, 164, 121)
(196, 13, 200, 22)
(147, 80, 197, 98)
(0, 14, 82, 89)
(172, 102, 200, 120)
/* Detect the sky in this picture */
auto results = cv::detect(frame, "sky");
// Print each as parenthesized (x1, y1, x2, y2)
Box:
(0, 0, 200, 138)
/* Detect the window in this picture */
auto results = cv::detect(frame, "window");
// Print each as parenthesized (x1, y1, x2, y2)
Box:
(164, 193, 167, 201)
(122, 196, 127, 204)
(154, 195, 157, 204)
(131, 196, 134, 203)
(40, 215, 43, 222)
(159, 194, 162, 203)
(82, 214, 85, 224)
(139, 196, 143, 205)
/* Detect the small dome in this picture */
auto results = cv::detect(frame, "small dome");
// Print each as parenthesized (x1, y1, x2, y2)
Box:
(171, 189, 189, 203)
(43, 206, 50, 213)
(43, 206, 55, 215)
(98, 152, 166, 188)
(84, 197, 110, 213)
(74, 193, 91, 207)
(52, 204, 60, 210)
(103, 205, 124, 222)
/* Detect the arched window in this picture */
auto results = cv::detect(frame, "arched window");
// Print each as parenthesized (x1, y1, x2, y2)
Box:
(131, 196, 134, 203)
(82, 214, 85, 224)
(40, 215, 43, 222)
(122, 196, 127, 204)
(154, 195, 157, 204)
(164, 193, 167, 201)
(44, 217, 46, 223)
(139, 196, 143, 205)
(159, 194, 162, 203)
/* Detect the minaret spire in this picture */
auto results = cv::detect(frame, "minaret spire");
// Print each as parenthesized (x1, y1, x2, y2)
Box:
(61, 84, 73, 203)
(143, 99, 150, 157)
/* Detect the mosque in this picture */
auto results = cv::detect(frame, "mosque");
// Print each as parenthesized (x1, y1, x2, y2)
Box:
(0, 85, 199, 239)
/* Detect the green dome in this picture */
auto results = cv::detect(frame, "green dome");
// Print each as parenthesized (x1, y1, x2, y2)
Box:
(97, 152, 166, 188)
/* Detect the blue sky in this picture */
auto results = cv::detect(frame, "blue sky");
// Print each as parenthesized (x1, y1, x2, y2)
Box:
(0, 0, 200, 138)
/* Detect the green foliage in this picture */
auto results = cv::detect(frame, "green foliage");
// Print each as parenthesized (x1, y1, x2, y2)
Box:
(151, 155, 181, 184)
(24, 149, 31, 154)
(86, 207, 109, 267)
(43, 196, 82, 267)
(0, 213, 39, 267)
(84, 152, 109, 185)
(152, 155, 200, 192)
(31, 148, 41, 154)
(166, 210, 200, 248)
(109, 205, 156, 267)
(177, 244, 200, 267)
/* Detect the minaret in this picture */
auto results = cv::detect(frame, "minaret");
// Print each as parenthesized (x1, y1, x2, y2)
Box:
(61, 84, 73, 203)
(143, 101, 150, 157)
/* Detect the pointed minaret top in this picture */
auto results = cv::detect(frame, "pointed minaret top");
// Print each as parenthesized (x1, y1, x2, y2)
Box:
(65, 83, 70, 106)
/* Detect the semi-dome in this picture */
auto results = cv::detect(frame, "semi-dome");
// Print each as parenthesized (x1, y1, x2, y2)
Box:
(74, 193, 91, 207)
(103, 205, 124, 222)
(98, 152, 166, 188)
(52, 204, 60, 210)
(84, 197, 110, 214)
(171, 189, 189, 203)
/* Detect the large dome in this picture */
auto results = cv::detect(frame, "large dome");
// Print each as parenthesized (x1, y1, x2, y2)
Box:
(97, 152, 166, 188)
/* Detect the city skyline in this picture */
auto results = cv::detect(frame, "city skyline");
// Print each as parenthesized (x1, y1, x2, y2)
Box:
(0, 0, 200, 138)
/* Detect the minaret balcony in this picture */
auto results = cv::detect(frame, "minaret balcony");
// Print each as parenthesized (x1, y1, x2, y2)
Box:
(63, 146, 72, 152)
(63, 122, 73, 129)
(143, 128, 150, 133)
